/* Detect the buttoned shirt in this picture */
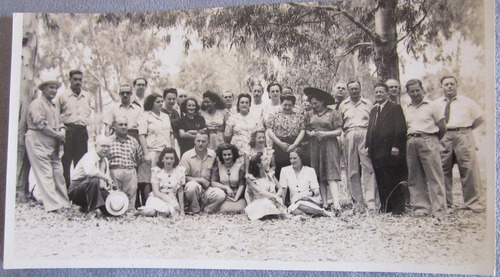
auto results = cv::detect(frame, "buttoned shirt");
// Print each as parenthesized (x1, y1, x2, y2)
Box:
(56, 89, 93, 126)
(434, 95, 482, 128)
(280, 166, 319, 203)
(403, 97, 444, 134)
(71, 149, 109, 181)
(179, 148, 216, 180)
(103, 102, 142, 130)
(138, 110, 173, 152)
(27, 96, 64, 131)
(339, 97, 372, 130)
(108, 135, 143, 168)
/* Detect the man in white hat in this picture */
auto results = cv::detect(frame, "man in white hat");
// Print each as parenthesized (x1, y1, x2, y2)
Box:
(68, 135, 116, 216)
(25, 78, 70, 212)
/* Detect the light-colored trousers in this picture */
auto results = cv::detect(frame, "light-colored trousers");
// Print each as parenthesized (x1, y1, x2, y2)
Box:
(440, 129, 484, 211)
(25, 130, 70, 212)
(110, 168, 137, 211)
(344, 128, 379, 210)
(184, 181, 225, 214)
(407, 136, 446, 216)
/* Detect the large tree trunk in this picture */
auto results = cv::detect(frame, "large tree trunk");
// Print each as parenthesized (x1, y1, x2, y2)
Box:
(16, 13, 39, 203)
(373, 0, 400, 82)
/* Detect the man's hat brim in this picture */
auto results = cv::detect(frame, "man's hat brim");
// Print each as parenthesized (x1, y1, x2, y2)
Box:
(38, 80, 61, 90)
(303, 87, 335, 105)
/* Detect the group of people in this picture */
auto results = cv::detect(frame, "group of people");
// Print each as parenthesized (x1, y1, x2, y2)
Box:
(21, 69, 485, 220)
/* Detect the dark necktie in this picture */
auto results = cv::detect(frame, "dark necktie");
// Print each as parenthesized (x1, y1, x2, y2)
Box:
(444, 100, 451, 123)
(374, 105, 381, 129)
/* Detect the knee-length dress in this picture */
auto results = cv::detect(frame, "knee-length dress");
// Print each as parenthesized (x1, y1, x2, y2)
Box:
(145, 166, 186, 214)
(307, 108, 342, 181)
(225, 113, 263, 156)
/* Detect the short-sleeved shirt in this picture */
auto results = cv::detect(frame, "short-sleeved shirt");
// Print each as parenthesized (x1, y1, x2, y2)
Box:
(27, 96, 64, 131)
(403, 97, 444, 134)
(211, 162, 245, 192)
(280, 166, 319, 203)
(108, 135, 143, 168)
(103, 102, 142, 130)
(266, 110, 305, 138)
(138, 111, 173, 152)
(56, 89, 93, 126)
(339, 97, 372, 130)
(434, 95, 482, 128)
(71, 150, 109, 183)
(179, 148, 216, 180)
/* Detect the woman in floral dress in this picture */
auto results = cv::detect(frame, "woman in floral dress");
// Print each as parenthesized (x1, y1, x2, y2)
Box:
(200, 90, 229, 150)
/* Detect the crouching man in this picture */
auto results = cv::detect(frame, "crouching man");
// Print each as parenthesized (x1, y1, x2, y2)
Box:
(68, 135, 116, 216)
(180, 130, 225, 214)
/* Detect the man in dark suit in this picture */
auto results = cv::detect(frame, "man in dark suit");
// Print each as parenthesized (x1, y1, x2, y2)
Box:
(366, 82, 407, 214)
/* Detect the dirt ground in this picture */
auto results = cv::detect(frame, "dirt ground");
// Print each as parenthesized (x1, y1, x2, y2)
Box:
(10, 170, 490, 268)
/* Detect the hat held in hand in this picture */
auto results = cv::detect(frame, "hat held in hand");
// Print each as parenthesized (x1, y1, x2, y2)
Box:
(105, 190, 129, 216)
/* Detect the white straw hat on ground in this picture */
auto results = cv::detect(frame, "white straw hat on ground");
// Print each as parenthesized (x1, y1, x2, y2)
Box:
(105, 191, 129, 216)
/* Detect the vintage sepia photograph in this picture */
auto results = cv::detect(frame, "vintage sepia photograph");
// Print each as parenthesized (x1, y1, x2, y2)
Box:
(3, 0, 496, 274)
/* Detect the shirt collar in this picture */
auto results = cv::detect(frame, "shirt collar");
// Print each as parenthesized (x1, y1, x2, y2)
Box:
(407, 97, 430, 108)
(375, 100, 389, 109)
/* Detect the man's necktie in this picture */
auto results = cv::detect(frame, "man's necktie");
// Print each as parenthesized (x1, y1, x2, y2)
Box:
(445, 100, 451, 123)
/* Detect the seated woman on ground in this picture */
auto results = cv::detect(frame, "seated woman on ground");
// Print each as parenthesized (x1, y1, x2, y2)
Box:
(280, 149, 334, 217)
(246, 129, 276, 175)
(211, 144, 247, 214)
(136, 147, 185, 218)
(244, 153, 287, 220)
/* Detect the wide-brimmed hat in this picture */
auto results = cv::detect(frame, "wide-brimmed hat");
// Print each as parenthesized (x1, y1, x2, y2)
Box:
(37, 79, 62, 90)
(105, 190, 129, 216)
(303, 87, 335, 106)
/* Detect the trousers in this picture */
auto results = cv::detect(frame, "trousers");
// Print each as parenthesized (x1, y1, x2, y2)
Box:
(62, 124, 89, 188)
(68, 176, 109, 213)
(184, 181, 225, 214)
(110, 168, 137, 211)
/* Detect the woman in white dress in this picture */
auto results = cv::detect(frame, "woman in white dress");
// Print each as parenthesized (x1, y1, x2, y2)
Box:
(280, 149, 334, 217)
(138, 147, 185, 218)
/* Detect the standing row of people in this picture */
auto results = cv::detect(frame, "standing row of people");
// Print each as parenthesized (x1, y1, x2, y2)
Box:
(23, 70, 485, 220)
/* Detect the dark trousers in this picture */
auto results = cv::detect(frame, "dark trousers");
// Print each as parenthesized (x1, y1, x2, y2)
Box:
(373, 165, 406, 214)
(62, 124, 89, 188)
(68, 177, 109, 214)
(273, 136, 296, 181)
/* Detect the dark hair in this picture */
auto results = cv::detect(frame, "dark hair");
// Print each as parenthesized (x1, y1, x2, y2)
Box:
(133, 78, 148, 86)
(374, 82, 389, 91)
(280, 95, 296, 106)
(266, 82, 282, 94)
(163, 88, 178, 98)
(289, 148, 310, 167)
(236, 93, 252, 113)
(143, 93, 163, 111)
(248, 152, 264, 178)
(307, 94, 326, 108)
(346, 80, 361, 89)
(216, 144, 240, 164)
(195, 128, 210, 140)
(180, 97, 200, 115)
(249, 129, 267, 148)
(156, 147, 180, 168)
(69, 70, 83, 78)
(202, 90, 226, 110)
(405, 79, 423, 91)
(440, 75, 458, 84)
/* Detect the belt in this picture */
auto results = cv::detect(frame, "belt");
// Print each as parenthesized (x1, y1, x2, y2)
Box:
(64, 123, 87, 129)
(344, 126, 367, 133)
(109, 165, 136, 170)
(407, 133, 437, 139)
(447, 126, 472, 131)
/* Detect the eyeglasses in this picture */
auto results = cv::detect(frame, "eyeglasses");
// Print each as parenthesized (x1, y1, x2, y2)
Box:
(119, 92, 132, 95)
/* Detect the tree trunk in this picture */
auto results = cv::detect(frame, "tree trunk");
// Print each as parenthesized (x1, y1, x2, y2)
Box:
(17, 13, 39, 202)
(373, 0, 400, 82)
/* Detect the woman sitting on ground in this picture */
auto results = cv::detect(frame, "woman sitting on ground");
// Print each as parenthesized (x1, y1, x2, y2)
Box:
(244, 153, 287, 220)
(211, 144, 247, 213)
(246, 129, 276, 175)
(280, 149, 334, 217)
(137, 147, 185, 218)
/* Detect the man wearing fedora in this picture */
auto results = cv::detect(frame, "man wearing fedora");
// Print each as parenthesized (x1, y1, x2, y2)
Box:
(103, 84, 142, 140)
(339, 81, 379, 212)
(108, 116, 144, 212)
(56, 70, 94, 189)
(68, 135, 117, 216)
(25, 78, 70, 212)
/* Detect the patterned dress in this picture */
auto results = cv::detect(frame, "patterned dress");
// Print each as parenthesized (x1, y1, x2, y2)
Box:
(200, 109, 228, 150)
(307, 108, 342, 181)
(225, 113, 263, 156)
(244, 173, 286, 220)
(145, 166, 186, 214)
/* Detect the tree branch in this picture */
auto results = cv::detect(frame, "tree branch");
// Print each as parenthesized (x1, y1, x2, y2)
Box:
(395, 0, 437, 46)
(289, 2, 382, 43)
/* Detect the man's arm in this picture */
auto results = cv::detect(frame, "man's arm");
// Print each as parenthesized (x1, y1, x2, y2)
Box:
(436, 118, 447, 140)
